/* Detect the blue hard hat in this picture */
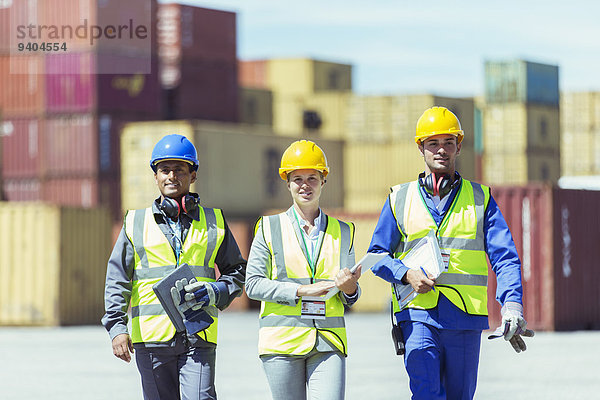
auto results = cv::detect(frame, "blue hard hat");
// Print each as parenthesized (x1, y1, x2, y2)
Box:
(150, 134, 199, 171)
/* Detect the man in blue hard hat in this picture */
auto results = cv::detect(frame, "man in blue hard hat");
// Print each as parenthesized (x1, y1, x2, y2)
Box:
(102, 134, 247, 400)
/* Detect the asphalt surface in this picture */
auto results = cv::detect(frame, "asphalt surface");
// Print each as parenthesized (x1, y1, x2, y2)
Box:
(1, 311, 599, 399)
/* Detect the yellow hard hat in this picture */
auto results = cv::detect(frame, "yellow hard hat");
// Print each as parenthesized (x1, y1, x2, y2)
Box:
(279, 140, 329, 180)
(415, 106, 464, 144)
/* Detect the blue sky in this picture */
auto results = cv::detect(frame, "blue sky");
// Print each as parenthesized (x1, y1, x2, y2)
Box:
(174, 0, 600, 97)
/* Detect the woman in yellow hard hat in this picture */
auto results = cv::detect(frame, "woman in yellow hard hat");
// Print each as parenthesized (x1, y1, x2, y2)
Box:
(245, 139, 361, 400)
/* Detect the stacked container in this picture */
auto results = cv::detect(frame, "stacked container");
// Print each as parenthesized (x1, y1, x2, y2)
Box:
(482, 60, 561, 185)
(1, 0, 160, 221)
(157, 4, 238, 122)
(560, 91, 600, 176)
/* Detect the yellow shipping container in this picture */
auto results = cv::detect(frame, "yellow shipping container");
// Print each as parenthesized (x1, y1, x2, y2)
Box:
(560, 91, 597, 133)
(239, 87, 273, 127)
(303, 92, 351, 140)
(121, 121, 344, 217)
(344, 142, 423, 213)
(561, 131, 596, 176)
(267, 58, 352, 97)
(346, 95, 394, 143)
(0, 203, 112, 325)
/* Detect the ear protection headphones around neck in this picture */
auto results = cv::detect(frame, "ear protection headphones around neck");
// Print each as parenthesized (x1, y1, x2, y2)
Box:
(419, 172, 460, 197)
(159, 194, 200, 220)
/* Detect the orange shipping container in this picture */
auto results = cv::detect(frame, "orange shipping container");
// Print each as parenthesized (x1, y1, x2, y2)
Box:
(238, 60, 268, 89)
(0, 55, 45, 117)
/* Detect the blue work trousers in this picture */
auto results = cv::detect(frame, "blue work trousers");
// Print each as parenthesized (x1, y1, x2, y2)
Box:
(401, 321, 481, 400)
(135, 335, 217, 400)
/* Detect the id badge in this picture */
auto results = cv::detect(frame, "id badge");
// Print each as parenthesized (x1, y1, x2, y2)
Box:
(441, 249, 451, 271)
(301, 296, 326, 320)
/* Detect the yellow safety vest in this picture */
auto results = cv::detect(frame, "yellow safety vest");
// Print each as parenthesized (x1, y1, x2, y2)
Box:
(257, 212, 354, 356)
(124, 207, 226, 344)
(390, 179, 490, 315)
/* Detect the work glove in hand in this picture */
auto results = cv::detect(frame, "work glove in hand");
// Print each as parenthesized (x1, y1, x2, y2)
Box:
(184, 280, 221, 313)
(488, 301, 535, 353)
(170, 278, 214, 335)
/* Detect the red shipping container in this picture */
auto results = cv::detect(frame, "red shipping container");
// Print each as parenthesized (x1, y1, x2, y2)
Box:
(42, 113, 152, 178)
(167, 59, 239, 122)
(0, 55, 45, 117)
(42, 177, 98, 208)
(238, 60, 268, 89)
(2, 178, 42, 201)
(487, 185, 600, 331)
(45, 53, 161, 116)
(1, 118, 44, 178)
(158, 4, 236, 65)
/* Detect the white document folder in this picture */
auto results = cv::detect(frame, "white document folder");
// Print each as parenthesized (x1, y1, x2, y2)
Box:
(322, 252, 388, 300)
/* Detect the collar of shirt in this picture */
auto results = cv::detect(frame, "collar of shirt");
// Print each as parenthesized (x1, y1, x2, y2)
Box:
(295, 208, 324, 239)
(418, 171, 462, 225)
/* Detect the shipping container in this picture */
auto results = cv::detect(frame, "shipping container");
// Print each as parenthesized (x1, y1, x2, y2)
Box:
(239, 87, 273, 126)
(347, 95, 394, 143)
(560, 91, 598, 133)
(45, 53, 161, 116)
(238, 60, 268, 89)
(344, 142, 423, 213)
(0, 203, 112, 326)
(1, 117, 43, 178)
(1, 0, 156, 55)
(267, 59, 352, 97)
(120, 120, 344, 217)
(303, 92, 351, 140)
(2, 178, 41, 201)
(0, 55, 45, 117)
(487, 186, 600, 331)
(485, 60, 559, 106)
(157, 3, 236, 66)
(163, 59, 238, 122)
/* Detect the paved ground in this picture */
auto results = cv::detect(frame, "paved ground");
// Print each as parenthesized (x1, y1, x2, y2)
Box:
(1, 311, 599, 399)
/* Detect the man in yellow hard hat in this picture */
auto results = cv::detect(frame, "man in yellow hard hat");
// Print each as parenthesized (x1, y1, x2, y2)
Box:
(245, 139, 361, 400)
(367, 107, 534, 399)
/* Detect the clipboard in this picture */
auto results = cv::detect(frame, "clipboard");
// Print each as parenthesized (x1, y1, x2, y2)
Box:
(151, 263, 196, 332)
(392, 230, 444, 309)
(322, 252, 388, 300)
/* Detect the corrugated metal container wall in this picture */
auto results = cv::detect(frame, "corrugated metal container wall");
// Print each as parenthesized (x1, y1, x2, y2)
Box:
(302, 92, 350, 140)
(239, 87, 273, 126)
(43, 114, 98, 177)
(168, 59, 239, 122)
(267, 59, 314, 96)
(482, 104, 528, 153)
(0, 203, 112, 325)
(238, 60, 268, 89)
(157, 4, 236, 63)
(1, 118, 43, 178)
(526, 104, 560, 152)
(2, 179, 41, 201)
(271, 93, 304, 137)
(526, 151, 560, 183)
(391, 95, 437, 142)
(220, 219, 253, 311)
(344, 142, 423, 213)
(346, 96, 393, 143)
(46, 53, 161, 116)
(484, 60, 559, 106)
(486, 185, 554, 332)
(483, 154, 528, 185)
(327, 212, 391, 312)
(42, 178, 98, 208)
(560, 91, 596, 133)
(487, 186, 600, 331)
(120, 121, 343, 216)
(0, 55, 45, 117)
(551, 189, 600, 330)
(312, 61, 352, 92)
(58, 207, 113, 325)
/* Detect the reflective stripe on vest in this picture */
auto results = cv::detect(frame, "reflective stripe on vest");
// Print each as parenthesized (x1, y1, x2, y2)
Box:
(390, 180, 490, 315)
(125, 207, 225, 344)
(258, 212, 354, 356)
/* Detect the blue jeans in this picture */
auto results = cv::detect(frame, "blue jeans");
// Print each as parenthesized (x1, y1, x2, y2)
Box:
(135, 336, 216, 400)
(261, 349, 346, 400)
(401, 321, 481, 400)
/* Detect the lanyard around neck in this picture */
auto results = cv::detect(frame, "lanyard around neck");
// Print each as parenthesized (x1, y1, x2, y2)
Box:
(292, 207, 316, 271)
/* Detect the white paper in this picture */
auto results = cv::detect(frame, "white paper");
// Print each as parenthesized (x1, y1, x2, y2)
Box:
(393, 230, 444, 309)
(322, 252, 388, 300)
